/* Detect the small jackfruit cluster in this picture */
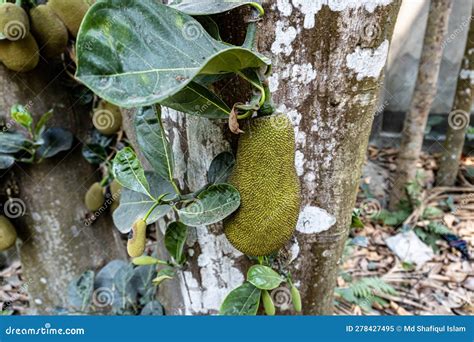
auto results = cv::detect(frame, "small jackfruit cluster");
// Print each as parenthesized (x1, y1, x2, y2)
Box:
(109, 179, 121, 213)
(0, 215, 17, 251)
(127, 219, 147, 258)
(224, 114, 300, 257)
(92, 100, 123, 135)
(84, 182, 104, 212)
(0, 1, 90, 72)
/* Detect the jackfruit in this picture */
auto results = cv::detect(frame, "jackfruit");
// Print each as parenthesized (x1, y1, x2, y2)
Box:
(0, 3, 29, 41)
(92, 101, 122, 135)
(127, 219, 146, 258)
(0, 215, 17, 251)
(224, 114, 300, 256)
(84, 182, 104, 211)
(262, 290, 275, 316)
(291, 285, 302, 312)
(0, 34, 39, 72)
(47, 0, 89, 38)
(109, 179, 121, 212)
(29, 5, 68, 58)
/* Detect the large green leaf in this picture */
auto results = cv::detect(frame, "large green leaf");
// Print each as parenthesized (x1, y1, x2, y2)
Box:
(135, 106, 174, 182)
(164, 221, 188, 264)
(113, 147, 152, 198)
(113, 172, 177, 234)
(0, 155, 15, 169)
(169, 1, 263, 16)
(160, 81, 230, 119)
(76, 1, 270, 108)
(178, 183, 240, 227)
(220, 282, 261, 315)
(207, 151, 235, 184)
(36, 128, 73, 160)
(0, 132, 29, 154)
(247, 265, 284, 290)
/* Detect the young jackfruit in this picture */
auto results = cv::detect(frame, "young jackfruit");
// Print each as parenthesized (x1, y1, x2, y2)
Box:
(224, 114, 300, 256)
(0, 3, 30, 41)
(127, 219, 146, 258)
(262, 290, 275, 316)
(0, 215, 17, 251)
(29, 5, 68, 58)
(47, 0, 89, 38)
(109, 179, 121, 212)
(92, 101, 122, 135)
(0, 34, 39, 72)
(291, 285, 302, 312)
(84, 182, 104, 212)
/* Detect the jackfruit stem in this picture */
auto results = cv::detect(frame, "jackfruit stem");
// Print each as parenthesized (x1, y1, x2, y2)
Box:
(236, 70, 266, 108)
(143, 201, 160, 223)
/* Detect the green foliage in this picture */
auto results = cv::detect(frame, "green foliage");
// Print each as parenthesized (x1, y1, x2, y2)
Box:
(415, 222, 453, 252)
(168, 1, 264, 16)
(113, 147, 152, 198)
(422, 206, 444, 219)
(335, 277, 397, 313)
(351, 209, 364, 229)
(247, 265, 284, 290)
(373, 209, 410, 227)
(207, 151, 235, 184)
(164, 221, 188, 265)
(0, 105, 72, 169)
(220, 282, 261, 315)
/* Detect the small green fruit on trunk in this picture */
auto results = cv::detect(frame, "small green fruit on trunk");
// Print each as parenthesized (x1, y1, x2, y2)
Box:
(84, 182, 104, 212)
(0, 215, 17, 251)
(29, 5, 68, 58)
(0, 34, 39, 72)
(262, 290, 275, 316)
(0, 3, 30, 41)
(127, 219, 146, 258)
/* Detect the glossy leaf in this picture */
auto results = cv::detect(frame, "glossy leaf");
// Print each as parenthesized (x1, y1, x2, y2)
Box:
(178, 183, 240, 227)
(0, 155, 15, 169)
(169, 1, 264, 16)
(112, 172, 176, 233)
(36, 127, 74, 159)
(207, 151, 235, 184)
(135, 106, 174, 181)
(160, 81, 230, 119)
(247, 265, 284, 290)
(220, 282, 261, 315)
(0, 132, 29, 154)
(164, 221, 188, 264)
(76, 1, 270, 108)
(113, 147, 152, 198)
(67, 270, 95, 312)
(10, 104, 33, 130)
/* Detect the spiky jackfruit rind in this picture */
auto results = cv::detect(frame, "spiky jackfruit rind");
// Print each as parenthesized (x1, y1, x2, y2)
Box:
(0, 34, 39, 72)
(224, 114, 300, 257)
(29, 5, 68, 58)
(92, 101, 122, 135)
(0, 3, 30, 41)
(0, 215, 17, 251)
(47, 0, 89, 38)
(127, 219, 146, 258)
(84, 182, 104, 212)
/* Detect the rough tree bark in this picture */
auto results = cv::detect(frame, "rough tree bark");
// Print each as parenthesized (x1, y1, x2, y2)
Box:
(389, 0, 454, 209)
(122, 0, 401, 315)
(437, 7, 473, 186)
(0, 63, 126, 314)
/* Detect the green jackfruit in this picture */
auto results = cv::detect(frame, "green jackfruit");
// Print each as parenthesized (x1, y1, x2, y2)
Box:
(84, 182, 104, 211)
(262, 290, 275, 316)
(0, 3, 29, 41)
(29, 5, 68, 58)
(0, 215, 17, 251)
(92, 101, 122, 135)
(291, 285, 302, 312)
(110, 179, 121, 212)
(47, 0, 89, 38)
(127, 219, 146, 258)
(0, 34, 39, 72)
(224, 114, 300, 256)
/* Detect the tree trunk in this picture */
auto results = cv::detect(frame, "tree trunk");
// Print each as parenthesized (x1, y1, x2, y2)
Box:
(0, 63, 126, 314)
(123, 0, 401, 315)
(389, 0, 454, 209)
(436, 6, 473, 186)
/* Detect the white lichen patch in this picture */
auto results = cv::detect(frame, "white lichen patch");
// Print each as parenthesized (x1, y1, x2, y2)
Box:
(292, 0, 323, 29)
(277, 0, 293, 16)
(180, 231, 244, 315)
(296, 206, 336, 234)
(328, 0, 393, 13)
(295, 150, 305, 176)
(271, 21, 297, 56)
(288, 238, 300, 264)
(346, 40, 390, 81)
